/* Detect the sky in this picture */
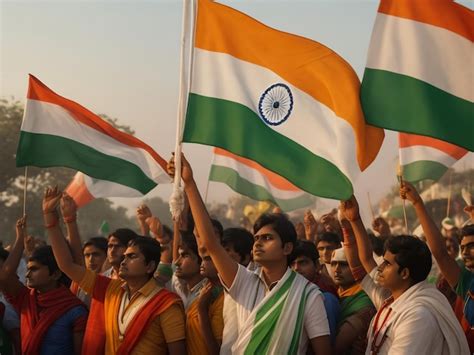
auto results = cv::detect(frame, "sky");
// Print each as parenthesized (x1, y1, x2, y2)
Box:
(1, 0, 472, 221)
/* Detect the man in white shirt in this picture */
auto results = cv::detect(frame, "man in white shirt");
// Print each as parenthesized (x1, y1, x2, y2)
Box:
(168, 154, 331, 354)
(340, 196, 468, 355)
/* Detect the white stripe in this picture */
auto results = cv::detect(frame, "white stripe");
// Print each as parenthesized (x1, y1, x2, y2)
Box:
(212, 153, 306, 200)
(83, 174, 144, 198)
(22, 99, 171, 184)
(366, 13, 473, 102)
(191, 48, 360, 182)
(399, 145, 457, 167)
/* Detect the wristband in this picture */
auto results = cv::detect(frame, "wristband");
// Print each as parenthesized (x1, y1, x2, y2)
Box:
(63, 215, 77, 223)
(44, 218, 59, 229)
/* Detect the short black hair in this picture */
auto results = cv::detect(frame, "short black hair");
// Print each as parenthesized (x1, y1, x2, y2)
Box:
(108, 228, 138, 246)
(29, 246, 70, 286)
(253, 213, 296, 249)
(222, 228, 254, 261)
(128, 237, 161, 277)
(369, 233, 386, 257)
(211, 218, 224, 241)
(83, 237, 108, 253)
(162, 225, 173, 240)
(180, 231, 201, 264)
(384, 235, 432, 284)
(288, 240, 319, 265)
(461, 224, 474, 239)
(316, 232, 341, 247)
(0, 247, 9, 262)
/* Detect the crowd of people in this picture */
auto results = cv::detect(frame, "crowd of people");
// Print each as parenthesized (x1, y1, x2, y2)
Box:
(0, 155, 472, 354)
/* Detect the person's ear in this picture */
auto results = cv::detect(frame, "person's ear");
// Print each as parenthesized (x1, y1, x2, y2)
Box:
(283, 242, 293, 256)
(400, 267, 410, 281)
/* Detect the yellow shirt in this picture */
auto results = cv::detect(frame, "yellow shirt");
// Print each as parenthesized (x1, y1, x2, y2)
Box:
(80, 269, 185, 354)
(186, 290, 224, 355)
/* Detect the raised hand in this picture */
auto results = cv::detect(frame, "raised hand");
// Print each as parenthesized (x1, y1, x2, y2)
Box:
(43, 186, 62, 214)
(400, 181, 422, 206)
(137, 204, 152, 223)
(167, 153, 194, 184)
(15, 215, 27, 239)
(340, 195, 360, 222)
(197, 281, 214, 311)
(303, 210, 317, 240)
(60, 192, 77, 220)
(295, 222, 305, 240)
(372, 217, 391, 236)
(146, 216, 165, 242)
(464, 205, 474, 221)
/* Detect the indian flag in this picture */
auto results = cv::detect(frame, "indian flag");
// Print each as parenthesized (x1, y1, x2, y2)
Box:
(361, 0, 473, 151)
(399, 133, 468, 183)
(16, 75, 171, 196)
(183, 0, 384, 201)
(210, 148, 314, 212)
(65, 172, 145, 208)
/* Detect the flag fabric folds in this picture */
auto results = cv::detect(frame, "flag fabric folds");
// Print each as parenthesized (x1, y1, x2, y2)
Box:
(183, 0, 384, 201)
(210, 148, 314, 212)
(361, 0, 473, 151)
(65, 171, 145, 208)
(16, 75, 170, 196)
(399, 133, 468, 183)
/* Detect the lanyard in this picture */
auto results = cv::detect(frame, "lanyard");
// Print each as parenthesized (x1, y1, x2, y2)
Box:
(370, 302, 393, 355)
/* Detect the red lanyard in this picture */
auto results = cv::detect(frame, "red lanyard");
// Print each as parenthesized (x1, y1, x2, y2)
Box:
(370, 301, 393, 355)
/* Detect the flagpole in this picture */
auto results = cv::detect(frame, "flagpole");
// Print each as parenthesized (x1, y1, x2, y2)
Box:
(367, 191, 375, 221)
(23, 167, 28, 216)
(397, 163, 409, 234)
(170, 0, 195, 220)
(446, 169, 453, 217)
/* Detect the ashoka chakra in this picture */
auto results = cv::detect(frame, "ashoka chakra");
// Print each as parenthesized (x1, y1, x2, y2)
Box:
(258, 83, 294, 126)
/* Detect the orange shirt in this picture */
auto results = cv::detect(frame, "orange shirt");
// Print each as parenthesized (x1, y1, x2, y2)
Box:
(186, 290, 224, 355)
(79, 269, 185, 354)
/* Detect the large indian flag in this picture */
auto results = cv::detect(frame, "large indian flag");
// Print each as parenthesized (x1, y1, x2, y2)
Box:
(399, 133, 468, 183)
(16, 75, 170, 195)
(183, 0, 384, 201)
(361, 0, 473, 151)
(210, 148, 314, 212)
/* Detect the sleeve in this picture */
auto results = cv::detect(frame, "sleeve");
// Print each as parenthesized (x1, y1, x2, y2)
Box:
(78, 269, 98, 295)
(79, 269, 113, 302)
(221, 264, 255, 302)
(304, 290, 330, 339)
(160, 303, 186, 343)
(455, 266, 473, 299)
(360, 268, 391, 310)
(322, 292, 340, 343)
(69, 306, 89, 333)
(210, 293, 224, 340)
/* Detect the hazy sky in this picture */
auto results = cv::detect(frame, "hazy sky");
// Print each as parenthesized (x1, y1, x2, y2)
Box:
(1, 0, 472, 220)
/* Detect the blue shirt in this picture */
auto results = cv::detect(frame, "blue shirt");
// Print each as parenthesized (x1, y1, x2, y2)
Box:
(322, 291, 340, 344)
(40, 305, 88, 355)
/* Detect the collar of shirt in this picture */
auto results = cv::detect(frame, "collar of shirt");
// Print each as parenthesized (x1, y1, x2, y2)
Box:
(254, 267, 290, 293)
(121, 277, 159, 300)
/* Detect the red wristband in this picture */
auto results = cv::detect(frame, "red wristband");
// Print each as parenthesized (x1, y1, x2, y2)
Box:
(44, 218, 59, 229)
(63, 215, 77, 223)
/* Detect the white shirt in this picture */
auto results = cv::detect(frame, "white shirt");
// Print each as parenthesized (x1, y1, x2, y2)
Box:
(361, 268, 445, 355)
(222, 265, 329, 354)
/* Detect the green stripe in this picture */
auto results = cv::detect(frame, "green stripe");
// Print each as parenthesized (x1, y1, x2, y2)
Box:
(244, 272, 296, 355)
(184, 93, 353, 200)
(402, 160, 448, 183)
(209, 165, 314, 212)
(16, 132, 156, 194)
(288, 284, 313, 354)
(361, 68, 473, 151)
